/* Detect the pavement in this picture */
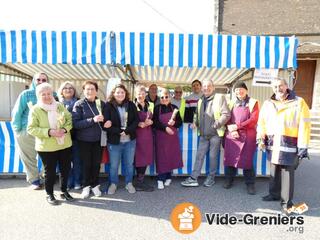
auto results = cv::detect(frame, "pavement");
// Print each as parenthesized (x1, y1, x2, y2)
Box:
(0, 154, 319, 240)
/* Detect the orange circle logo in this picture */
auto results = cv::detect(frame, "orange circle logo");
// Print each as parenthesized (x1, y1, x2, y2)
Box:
(170, 202, 202, 234)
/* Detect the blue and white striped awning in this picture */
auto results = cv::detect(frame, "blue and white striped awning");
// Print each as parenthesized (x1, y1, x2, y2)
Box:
(0, 30, 298, 69)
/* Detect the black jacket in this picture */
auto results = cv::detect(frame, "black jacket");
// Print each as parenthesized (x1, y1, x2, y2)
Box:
(153, 103, 182, 131)
(72, 98, 105, 142)
(103, 101, 139, 145)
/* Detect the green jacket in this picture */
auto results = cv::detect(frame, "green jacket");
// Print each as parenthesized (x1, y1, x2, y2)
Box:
(27, 102, 72, 152)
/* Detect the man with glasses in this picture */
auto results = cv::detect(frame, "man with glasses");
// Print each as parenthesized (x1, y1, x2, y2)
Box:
(171, 86, 186, 121)
(12, 72, 49, 190)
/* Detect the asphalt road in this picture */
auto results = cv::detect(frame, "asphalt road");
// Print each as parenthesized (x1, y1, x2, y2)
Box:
(0, 154, 319, 240)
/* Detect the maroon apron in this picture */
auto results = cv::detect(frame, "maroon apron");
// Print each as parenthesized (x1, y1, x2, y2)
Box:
(135, 110, 153, 167)
(224, 106, 257, 169)
(155, 107, 183, 174)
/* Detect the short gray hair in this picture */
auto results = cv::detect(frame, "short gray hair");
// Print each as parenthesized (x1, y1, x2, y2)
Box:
(36, 82, 53, 98)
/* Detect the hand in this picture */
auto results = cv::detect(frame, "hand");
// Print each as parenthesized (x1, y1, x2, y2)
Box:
(49, 129, 65, 137)
(168, 119, 175, 126)
(93, 114, 104, 123)
(104, 120, 112, 128)
(138, 122, 146, 128)
(166, 127, 174, 135)
(120, 131, 127, 137)
(190, 123, 197, 129)
(145, 119, 153, 126)
(227, 124, 237, 132)
(231, 131, 239, 139)
(297, 148, 309, 160)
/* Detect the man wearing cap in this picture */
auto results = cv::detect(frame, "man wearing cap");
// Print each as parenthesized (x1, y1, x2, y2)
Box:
(223, 81, 259, 195)
(184, 79, 203, 123)
(257, 78, 310, 215)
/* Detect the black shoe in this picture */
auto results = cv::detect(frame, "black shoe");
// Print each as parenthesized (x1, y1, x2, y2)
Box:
(60, 191, 75, 202)
(46, 194, 59, 205)
(262, 195, 280, 201)
(246, 184, 256, 195)
(135, 182, 155, 192)
(223, 180, 233, 189)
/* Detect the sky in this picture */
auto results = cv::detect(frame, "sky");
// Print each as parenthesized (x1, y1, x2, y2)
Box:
(0, 0, 215, 34)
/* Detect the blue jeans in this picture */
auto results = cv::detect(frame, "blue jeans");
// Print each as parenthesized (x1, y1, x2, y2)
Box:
(67, 141, 82, 188)
(108, 140, 136, 185)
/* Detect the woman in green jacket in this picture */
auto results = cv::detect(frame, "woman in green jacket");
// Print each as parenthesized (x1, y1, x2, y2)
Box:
(27, 83, 74, 205)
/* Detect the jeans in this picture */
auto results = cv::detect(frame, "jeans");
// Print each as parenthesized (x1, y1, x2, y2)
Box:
(67, 140, 82, 188)
(108, 140, 136, 185)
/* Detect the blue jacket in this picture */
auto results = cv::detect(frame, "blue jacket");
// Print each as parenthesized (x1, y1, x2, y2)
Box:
(72, 98, 106, 142)
(11, 76, 57, 133)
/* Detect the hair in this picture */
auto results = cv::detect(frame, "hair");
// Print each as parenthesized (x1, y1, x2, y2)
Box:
(108, 84, 130, 103)
(57, 81, 79, 101)
(272, 78, 288, 86)
(82, 80, 98, 91)
(36, 82, 54, 99)
(160, 88, 170, 97)
(191, 79, 201, 86)
(174, 86, 183, 92)
(135, 85, 147, 95)
(202, 79, 214, 86)
(149, 83, 158, 89)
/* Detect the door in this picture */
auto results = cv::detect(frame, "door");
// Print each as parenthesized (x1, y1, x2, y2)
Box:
(294, 60, 316, 108)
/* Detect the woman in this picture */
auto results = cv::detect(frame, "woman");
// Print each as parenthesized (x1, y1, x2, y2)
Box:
(134, 85, 154, 192)
(104, 84, 139, 195)
(223, 81, 259, 195)
(153, 88, 183, 190)
(58, 81, 81, 190)
(27, 83, 73, 205)
(72, 81, 109, 198)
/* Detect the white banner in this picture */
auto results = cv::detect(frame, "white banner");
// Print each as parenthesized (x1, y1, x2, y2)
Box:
(253, 69, 279, 86)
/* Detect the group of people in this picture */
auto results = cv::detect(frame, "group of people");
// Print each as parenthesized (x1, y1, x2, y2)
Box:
(12, 73, 311, 215)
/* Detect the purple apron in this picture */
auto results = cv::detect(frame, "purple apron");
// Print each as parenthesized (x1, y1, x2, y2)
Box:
(155, 107, 183, 174)
(135, 111, 153, 167)
(224, 106, 257, 169)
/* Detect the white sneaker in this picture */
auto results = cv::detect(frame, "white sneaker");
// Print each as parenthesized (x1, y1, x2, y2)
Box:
(92, 185, 102, 197)
(164, 179, 172, 186)
(81, 186, 91, 199)
(157, 181, 164, 190)
(125, 182, 136, 194)
(107, 184, 117, 195)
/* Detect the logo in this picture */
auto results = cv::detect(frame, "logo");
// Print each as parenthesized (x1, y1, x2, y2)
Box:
(170, 202, 202, 234)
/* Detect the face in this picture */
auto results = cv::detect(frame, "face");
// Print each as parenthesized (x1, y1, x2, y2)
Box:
(114, 87, 126, 103)
(202, 81, 214, 97)
(83, 84, 97, 101)
(272, 80, 288, 100)
(39, 89, 53, 105)
(62, 84, 75, 100)
(192, 82, 201, 94)
(149, 85, 158, 97)
(174, 88, 183, 100)
(35, 73, 48, 86)
(160, 92, 170, 105)
(235, 88, 248, 100)
(136, 89, 146, 103)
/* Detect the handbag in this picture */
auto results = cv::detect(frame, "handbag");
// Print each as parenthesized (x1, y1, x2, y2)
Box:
(86, 99, 107, 147)
(101, 146, 109, 164)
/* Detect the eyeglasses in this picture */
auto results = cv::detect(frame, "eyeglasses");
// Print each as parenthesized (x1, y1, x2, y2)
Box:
(63, 87, 74, 90)
(37, 78, 47, 82)
(160, 96, 169, 99)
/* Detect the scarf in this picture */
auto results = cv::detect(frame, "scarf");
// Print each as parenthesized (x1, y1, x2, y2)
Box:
(235, 95, 250, 107)
(38, 101, 65, 145)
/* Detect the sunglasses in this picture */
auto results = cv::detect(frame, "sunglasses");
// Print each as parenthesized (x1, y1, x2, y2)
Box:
(160, 96, 169, 99)
(37, 78, 47, 82)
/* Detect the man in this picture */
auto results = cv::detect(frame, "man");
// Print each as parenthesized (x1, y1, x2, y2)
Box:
(257, 78, 310, 215)
(171, 86, 186, 120)
(181, 79, 231, 187)
(146, 83, 160, 106)
(12, 72, 50, 190)
(184, 79, 203, 123)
